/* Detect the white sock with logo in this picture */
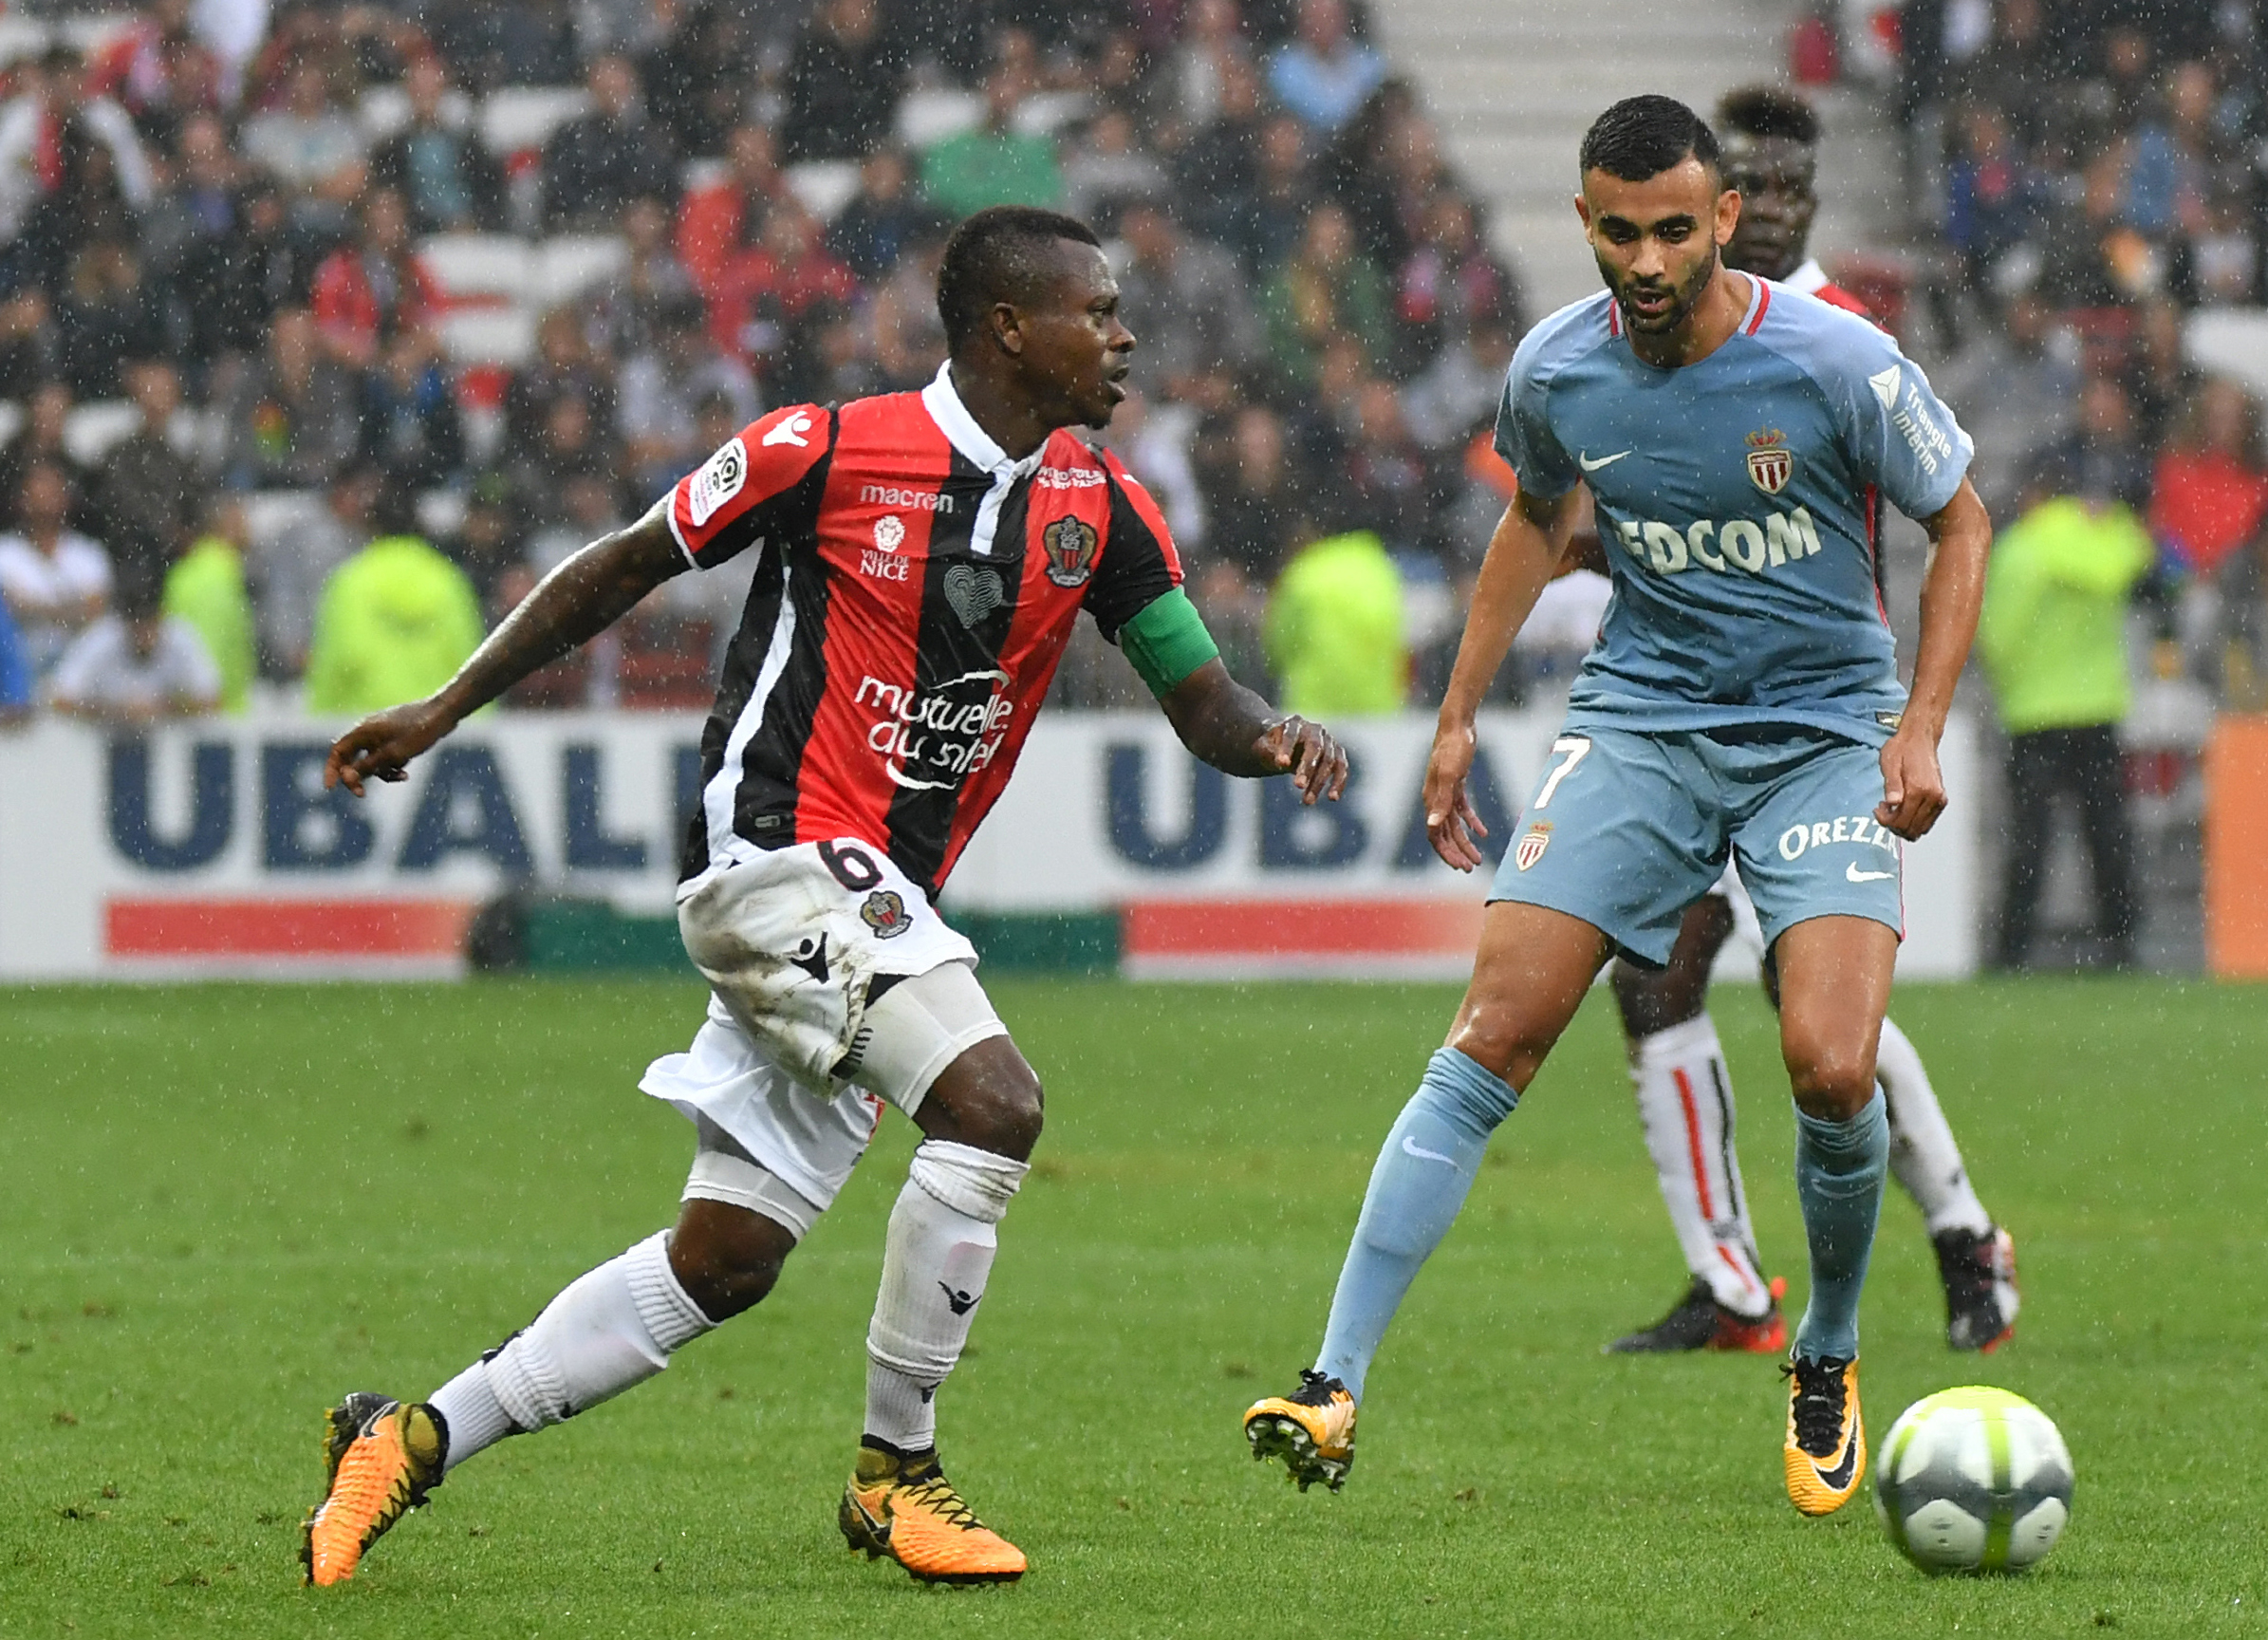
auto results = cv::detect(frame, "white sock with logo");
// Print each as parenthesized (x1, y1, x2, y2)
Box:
(864, 1140, 1027, 1453)
(428, 1232, 716, 1472)
(1629, 1015, 1773, 1317)
(1876, 1016, 1993, 1236)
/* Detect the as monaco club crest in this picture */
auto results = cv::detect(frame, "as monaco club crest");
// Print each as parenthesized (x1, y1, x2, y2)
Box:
(1515, 822, 1552, 871)
(1745, 429, 1794, 495)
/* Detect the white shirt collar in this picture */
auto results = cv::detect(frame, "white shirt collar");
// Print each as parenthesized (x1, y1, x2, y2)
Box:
(1785, 258, 1829, 295)
(922, 362, 1047, 479)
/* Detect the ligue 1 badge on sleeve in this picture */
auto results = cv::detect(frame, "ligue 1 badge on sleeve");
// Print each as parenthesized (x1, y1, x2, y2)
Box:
(1515, 821, 1552, 871)
(1041, 516, 1099, 587)
(1745, 428, 1794, 495)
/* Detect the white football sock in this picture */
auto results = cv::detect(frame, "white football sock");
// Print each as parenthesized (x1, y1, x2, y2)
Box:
(864, 1140, 1027, 1453)
(435, 1231, 715, 1471)
(1629, 1015, 1772, 1316)
(1876, 1016, 1993, 1236)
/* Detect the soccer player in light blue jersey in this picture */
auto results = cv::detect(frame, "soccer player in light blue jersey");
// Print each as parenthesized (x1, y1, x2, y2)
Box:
(1244, 94, 1995, 1519)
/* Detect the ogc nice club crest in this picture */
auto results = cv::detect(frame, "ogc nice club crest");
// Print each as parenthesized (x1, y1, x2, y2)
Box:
(1745, 429, 1794, 495)
(1042, 516, 1098, 587)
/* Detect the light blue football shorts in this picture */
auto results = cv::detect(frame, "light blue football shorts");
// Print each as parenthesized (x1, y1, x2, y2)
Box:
(1486, 723, 1904, 965)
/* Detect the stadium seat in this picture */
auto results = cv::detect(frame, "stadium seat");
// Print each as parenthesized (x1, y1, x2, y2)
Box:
(479, 87, 593, 157)
(437, 308, 538, 368)
(241, 489, 325, 547)
(1016, 90, 1091, 135)
(61, 401, 139, 467)
(358, 83, 475, 141)
(897, 88, 984, 150)
(534, 236, 630, 308)
(0, 401, 22, 450)
(419, 234, 534, 304)
(2184, 308, 2268, 402)
(785, 160, 863, 224)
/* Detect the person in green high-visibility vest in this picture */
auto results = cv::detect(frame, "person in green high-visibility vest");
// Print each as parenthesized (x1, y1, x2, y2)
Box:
(304, 486, 483, 716)
(1263, 527, 1407, 717)
(162, 501, 258, 714)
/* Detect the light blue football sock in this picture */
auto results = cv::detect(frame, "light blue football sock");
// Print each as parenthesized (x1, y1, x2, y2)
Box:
(1791, 1089, 1889, 1362)
(1314, 1048, 1518, 1403)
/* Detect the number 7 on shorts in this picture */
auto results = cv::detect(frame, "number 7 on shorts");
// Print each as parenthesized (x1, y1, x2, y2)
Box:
(1534, 736, 1591, 809)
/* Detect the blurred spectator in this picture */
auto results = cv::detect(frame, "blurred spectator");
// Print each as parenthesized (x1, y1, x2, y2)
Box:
(304, 484, 484, 715)
(582, 194, 700, 356)
(641, 0, 766, 160)
(1402, 308, 1518, 452)
(709, 201, 859, 398)
(678, 123, 786, 300)
(1061, 106, 1169, 223)
(1393, 192, 1517, 370)
(1197, 401, 1324, 583)
(360, 330, 465, 489)
(46, 567, 220, 723)
(370, 56, 504, 233)
(1934, 293, 2080, 521)
(867, 230, 951, 389)
(1172, 0, 1251, 128)
(920, 64, 1063, 219)
(418, 0, 581, 96)
(619, 291, 759, 495)
(85, 0, 224, 148)
(196, 178, 323, 366)
(1341, 377, 1428, 549)
(448, 470, 523, 615)
(0, 461, 112, 677)
(505, 308, 617, 451)
(240, 57, 369, 220)
(54, 233, 166, 399)
(1114, 202, 1260, 405)
(1264, 527, 1405, 715)
(1978, 460, 2151, 970)
(1176, 50, 1271, 252)
(1231, 112, 1315, 275)
(1267, 0, 1384, 134)
(1944, 105, 2044, 289)
(251, 463, 380, 677)
(142, 111, 250, 366)
(507, 394, 614, 530)
(310, 187, 443, 368)
(543, 53, 678, 233)
(163, 497, 258, 713)
(0, 47, 156, 249)
(828, 149, 950, 284)
(1261, 201, 1393, 385)
(784, 0, 907, 162)
(0, 382, 94, 530)
(2058, 375, 2155, 512)
(2150, 379, 2268, 580)
(90, 360, 206, 584)
(220, 307, 363, 491)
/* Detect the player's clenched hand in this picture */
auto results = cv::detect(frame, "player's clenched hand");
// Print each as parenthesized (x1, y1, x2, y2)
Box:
(1424, 720, 1487, 872)
(325, 699, 456, 796)
(1876, 727, 1947, 840)
(1257, 716, 1348, 806)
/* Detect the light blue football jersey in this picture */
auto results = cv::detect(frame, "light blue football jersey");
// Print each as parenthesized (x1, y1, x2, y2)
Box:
(1495, 276, 1974, 746)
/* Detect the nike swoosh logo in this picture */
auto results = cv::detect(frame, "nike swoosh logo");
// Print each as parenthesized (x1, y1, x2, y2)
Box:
(1811, 1437, 1861, 1490)
(847, 1488, 892, 1542)
(1846, 863, 1896, 883)
(1401, 1134, 1456, 1166)
(1578, 450, 1631, 472)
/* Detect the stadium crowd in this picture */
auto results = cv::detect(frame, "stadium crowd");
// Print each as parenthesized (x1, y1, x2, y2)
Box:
(0, 0, 1534, 727)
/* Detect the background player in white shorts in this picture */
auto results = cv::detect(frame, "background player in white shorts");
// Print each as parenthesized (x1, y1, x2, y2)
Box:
(302, 207, 1348, 1590)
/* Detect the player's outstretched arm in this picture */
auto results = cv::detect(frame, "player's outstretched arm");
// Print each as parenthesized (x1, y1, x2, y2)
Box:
(1426, 486, 1579, 870)
(325, 507, 688, 796)
(1876, 476, 1992, 841)
(1158, 658, 1348, 805)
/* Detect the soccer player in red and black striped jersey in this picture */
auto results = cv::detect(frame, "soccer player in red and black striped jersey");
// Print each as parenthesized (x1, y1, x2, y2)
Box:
(304, 207, 1348, 1590)
(1598, 86, 2017, 1361)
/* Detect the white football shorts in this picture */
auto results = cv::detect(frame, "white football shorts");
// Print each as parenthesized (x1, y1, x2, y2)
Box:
(642, 840, 1009, 1233)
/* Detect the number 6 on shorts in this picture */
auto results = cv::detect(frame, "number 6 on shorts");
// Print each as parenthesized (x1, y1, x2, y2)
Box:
(1534, 736, 1591, 810)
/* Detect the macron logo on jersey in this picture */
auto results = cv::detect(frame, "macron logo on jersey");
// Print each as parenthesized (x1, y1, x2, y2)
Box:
(1869, 364, 1953, 476)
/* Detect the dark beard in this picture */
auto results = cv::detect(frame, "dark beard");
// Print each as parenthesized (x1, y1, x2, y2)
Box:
(1608, 238, 1720, 335)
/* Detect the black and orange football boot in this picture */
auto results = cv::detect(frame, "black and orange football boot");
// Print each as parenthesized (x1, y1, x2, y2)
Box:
(302, 1393, 447, 1586)
(1607, 1276, 1788, 1353)
(839, 1444, 1026, 1585)
(1243, 1370, 1357, 1492)
(1782, 1353, 1865, 1516)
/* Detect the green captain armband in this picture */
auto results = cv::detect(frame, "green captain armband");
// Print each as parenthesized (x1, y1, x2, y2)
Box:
(1118, 587, 1220, 698)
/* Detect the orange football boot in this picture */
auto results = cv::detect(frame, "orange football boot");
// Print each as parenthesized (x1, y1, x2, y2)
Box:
(1782, 1353, 1866, 1516)
(302, 1393, 446, 1586)
(1243, 1370, 1357, 1491)
(839, 1444, 1026, 1585)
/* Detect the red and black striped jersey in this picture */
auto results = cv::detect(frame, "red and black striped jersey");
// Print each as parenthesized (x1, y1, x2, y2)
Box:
(666, 363, 1183, 897)
(1784, 258, 1878, 326)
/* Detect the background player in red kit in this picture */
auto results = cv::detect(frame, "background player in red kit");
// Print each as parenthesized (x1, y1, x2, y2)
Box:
(303, 206, 1348, 1590)
(1597, 86, 2019, 1358)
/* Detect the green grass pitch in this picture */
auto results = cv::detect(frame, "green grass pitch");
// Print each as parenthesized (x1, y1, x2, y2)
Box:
(4, 976, 2264, 1638)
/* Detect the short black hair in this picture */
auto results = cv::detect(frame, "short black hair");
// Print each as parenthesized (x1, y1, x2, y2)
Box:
(1716, 84, 1820, 147)
(936, 206, 1105, 349)
(1578, 94, 1720, 182)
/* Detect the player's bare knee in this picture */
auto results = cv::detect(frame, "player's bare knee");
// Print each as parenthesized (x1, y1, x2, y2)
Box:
(1611, 960, 1705, 1041)
(1446, 1006, 1552, 1090)
(668, 1200, 794, 1321)
(1782, 1037, 1876, 1122)
(920, 1040, 1045, 1162)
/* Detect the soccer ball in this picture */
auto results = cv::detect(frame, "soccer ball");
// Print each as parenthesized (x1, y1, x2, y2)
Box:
(1874, 1387, 2073, 1573)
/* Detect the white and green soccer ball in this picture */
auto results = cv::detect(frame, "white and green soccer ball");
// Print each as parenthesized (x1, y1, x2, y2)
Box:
(1875, 1387, 2073, 1573)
